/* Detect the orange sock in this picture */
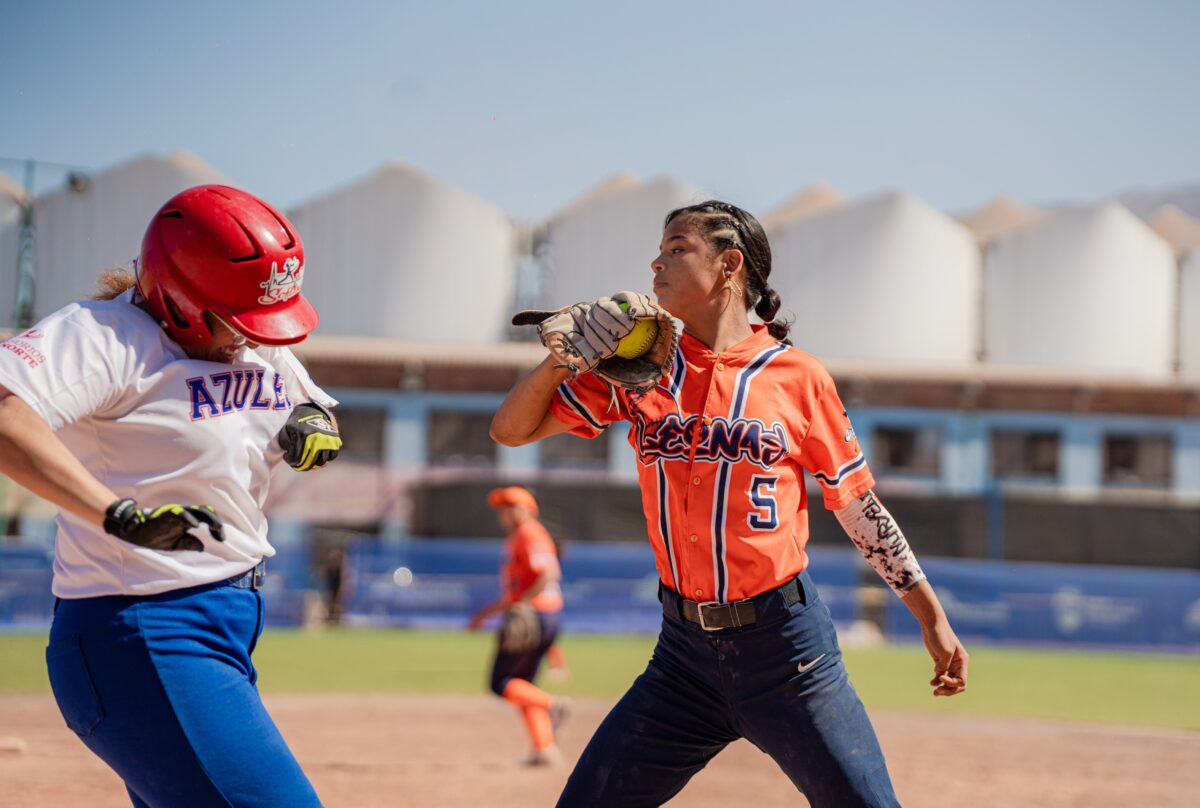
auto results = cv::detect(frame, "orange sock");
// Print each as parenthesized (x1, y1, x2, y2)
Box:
(521, 705, 555, 750)
(502, 678, 552, 710)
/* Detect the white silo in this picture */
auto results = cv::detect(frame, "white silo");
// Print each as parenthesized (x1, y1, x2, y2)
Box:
(959, 195, 1048, 246)
(288, 161, 516, 342)
(1181, 248, 1200, 381)
(768, 190, 981, 365)
(541, 174, 702, 306)
(761, 182, 845, 232)
(0, 173, 23, 327)
(32, 151, 229, 318)
(984, 202, 1176, 377)
(1147, 204, 1200, 257)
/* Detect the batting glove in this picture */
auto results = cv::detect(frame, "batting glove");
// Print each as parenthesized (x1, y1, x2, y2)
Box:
(104, 499, 225, 552)
(278, 402, 342, 471)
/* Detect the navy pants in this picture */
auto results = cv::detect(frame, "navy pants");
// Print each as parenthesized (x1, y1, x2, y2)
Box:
(46, 574, 321, 807)
(490, 610, 562, 695)
(557, 571, 898, 807)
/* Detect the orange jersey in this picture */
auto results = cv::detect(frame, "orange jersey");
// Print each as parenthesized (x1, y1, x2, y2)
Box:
(502, 520, 564, 613)
(549, 326, 873, 603)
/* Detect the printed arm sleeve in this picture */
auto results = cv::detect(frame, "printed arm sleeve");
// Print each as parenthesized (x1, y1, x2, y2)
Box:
(799, 374, 874, 509)
(546, 371, 629, 438)
(835, 490, 927, 597)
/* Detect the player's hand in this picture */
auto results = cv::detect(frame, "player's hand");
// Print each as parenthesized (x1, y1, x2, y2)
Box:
(103, 498, 225, 552)
(278, 402, 342, 471)
(921, 620, 969, 697)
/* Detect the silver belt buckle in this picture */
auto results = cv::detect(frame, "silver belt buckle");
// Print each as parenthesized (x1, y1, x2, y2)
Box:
(696, 601, 723, 632)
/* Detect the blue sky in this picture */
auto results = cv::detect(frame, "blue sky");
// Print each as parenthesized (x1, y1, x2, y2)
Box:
(2, 0, 1197, 218)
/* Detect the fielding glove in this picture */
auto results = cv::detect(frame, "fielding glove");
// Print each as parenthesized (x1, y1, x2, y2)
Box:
(594, 292, 678, 393)
(512, 293, 640, 376)
(103, 499, 224, 552)
(500, 602, 543, 653)
(278, 402, 342, 471)
(512, 291, 678, 392)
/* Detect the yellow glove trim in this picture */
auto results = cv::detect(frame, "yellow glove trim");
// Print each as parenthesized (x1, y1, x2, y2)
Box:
(296, 433, 343, 471)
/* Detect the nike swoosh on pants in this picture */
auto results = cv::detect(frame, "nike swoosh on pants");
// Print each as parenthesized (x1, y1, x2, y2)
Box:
(797, 653, 827, 674)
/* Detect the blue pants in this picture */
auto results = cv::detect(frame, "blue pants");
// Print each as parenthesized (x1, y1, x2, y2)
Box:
(557, 572, 898, 807)
(489, 610, 561, 695)
(46, 574, 322, 808)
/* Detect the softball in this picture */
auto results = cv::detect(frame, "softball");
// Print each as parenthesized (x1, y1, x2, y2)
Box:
(615, 302, 658, 359)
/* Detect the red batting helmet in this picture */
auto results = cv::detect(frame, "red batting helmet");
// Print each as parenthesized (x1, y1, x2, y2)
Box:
(136, 185, 319, 349)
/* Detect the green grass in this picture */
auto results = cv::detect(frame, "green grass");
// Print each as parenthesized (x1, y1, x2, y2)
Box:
(840, 644, 1200, 730)
(3, 630, 1197, 730)
(0, 633, 50, 694)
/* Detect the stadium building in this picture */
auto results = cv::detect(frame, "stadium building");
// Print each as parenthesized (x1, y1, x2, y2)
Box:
(2, 153, 1197, 645)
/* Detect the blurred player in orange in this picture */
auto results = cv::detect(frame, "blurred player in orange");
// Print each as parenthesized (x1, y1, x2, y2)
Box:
(545, 535, 571, 681)
(468, 486, 570, 765)
(545, 642, 570, 682)
(493, 201, 968, 805)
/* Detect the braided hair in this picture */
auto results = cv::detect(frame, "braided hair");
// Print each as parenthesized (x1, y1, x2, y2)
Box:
(663, 200, 791, 344)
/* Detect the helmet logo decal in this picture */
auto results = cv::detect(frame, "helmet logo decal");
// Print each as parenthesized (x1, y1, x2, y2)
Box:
(258, 256, 304, 305)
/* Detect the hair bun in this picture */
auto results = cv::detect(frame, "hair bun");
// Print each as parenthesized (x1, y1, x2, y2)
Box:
(755, 287, 781, 323)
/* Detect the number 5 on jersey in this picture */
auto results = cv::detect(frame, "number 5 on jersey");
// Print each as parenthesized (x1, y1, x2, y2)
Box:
(748, 475, 779, 531)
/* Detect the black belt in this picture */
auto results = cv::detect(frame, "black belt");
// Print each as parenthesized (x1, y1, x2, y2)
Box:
(663, 575, 804, 632)
(227, 561, 266, 591)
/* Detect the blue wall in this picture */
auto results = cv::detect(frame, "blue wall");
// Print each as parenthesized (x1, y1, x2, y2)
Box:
(887, 557, 1200, 650)
(344, 539, 859, 634)
(4, 539, 1197, 653)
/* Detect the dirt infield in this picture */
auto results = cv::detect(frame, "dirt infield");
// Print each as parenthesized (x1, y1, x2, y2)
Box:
(2, 694, 1197, 807)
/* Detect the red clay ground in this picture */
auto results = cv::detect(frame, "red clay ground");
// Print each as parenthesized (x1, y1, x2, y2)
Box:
(1, 694, 1197, 807)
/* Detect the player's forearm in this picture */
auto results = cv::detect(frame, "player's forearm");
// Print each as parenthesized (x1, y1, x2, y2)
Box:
(0, 391, 116, 528)
(899, 579, 953, 630)
(491, 356, 573, 446)
(834, 490, 927, 597)
(475, 600, 506, 619)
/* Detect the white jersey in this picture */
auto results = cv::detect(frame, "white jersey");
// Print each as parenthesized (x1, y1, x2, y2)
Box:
(0, 290, 336, 598)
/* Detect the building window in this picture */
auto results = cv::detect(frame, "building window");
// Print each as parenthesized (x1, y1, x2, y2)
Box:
(539, 431, 610, 470)
(991, 430, 1060, 480)
(427, 410, 497, 467)
(873, 425, 941, 476)
(330, 406, 387, 462)
(1103, 434, 1172, 488)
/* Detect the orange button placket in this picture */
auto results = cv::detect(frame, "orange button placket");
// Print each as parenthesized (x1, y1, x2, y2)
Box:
(678, 352, 728, 602)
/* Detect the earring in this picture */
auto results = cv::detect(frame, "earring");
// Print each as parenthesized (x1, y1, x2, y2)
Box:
(725, 273, 744, 299)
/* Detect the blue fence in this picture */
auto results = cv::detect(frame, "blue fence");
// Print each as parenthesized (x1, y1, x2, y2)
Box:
(887, 557, 1200, 651)
(0, 544, 55, 629)
(3, 539, 1199, 652)
(344, 539, 860, 634)
(259, 540, 313, 630)
(0, 541, 314, 632)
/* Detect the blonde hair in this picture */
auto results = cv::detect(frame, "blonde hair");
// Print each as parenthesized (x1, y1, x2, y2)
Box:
(90, 268, 137, 301)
